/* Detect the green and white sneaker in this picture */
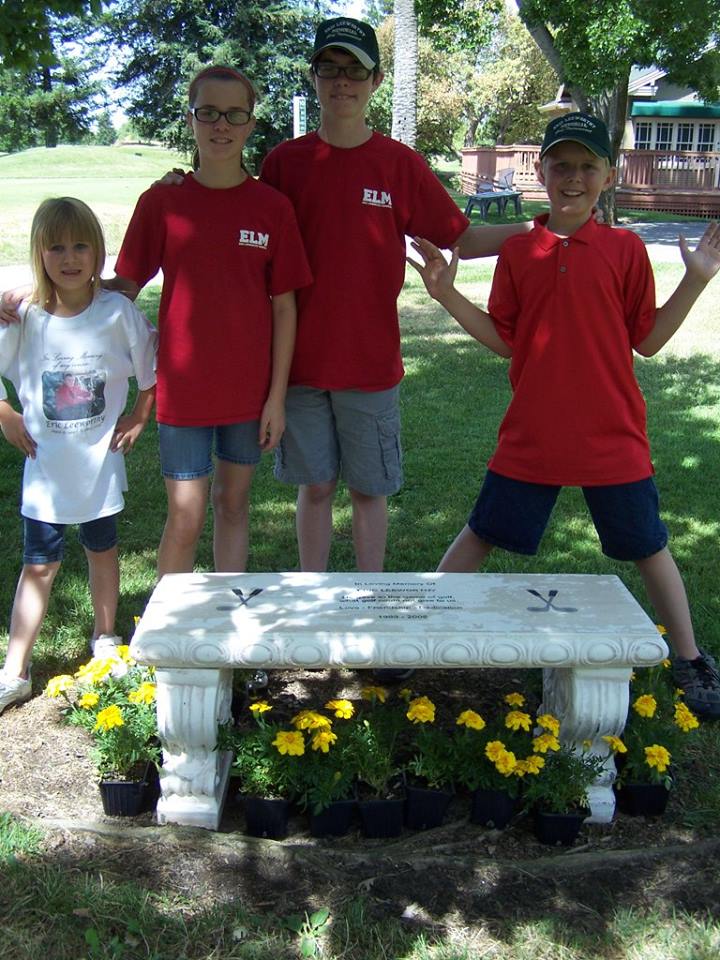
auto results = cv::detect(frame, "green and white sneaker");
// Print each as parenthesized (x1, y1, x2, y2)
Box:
(673, 650, 720, 720)
(0, 668, 32, 715)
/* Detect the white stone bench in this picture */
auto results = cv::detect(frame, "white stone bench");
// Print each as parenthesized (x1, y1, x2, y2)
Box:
(130, 572, 668, 830)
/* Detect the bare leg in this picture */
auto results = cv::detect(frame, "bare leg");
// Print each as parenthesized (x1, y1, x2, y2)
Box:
(437, 524, 495, 572)
(349, 488, 388, 572)
(296, 480, 337, 572)
(635, 546, 698, 659)
(158, 477, 210, 577)
(85, 545, 119, 640)
(211, 460, 256, 572)
(4, 562, 60, 678)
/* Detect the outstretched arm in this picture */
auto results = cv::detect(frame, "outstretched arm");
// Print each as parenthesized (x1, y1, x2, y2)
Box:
(455, 221, 532, 260)
(408, 237, 511, 357)
(637, 221, 720, 357)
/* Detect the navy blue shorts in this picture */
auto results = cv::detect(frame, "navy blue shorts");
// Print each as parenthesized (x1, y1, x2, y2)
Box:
(23, 514, 119, 565)
(468, 470, 668, 561)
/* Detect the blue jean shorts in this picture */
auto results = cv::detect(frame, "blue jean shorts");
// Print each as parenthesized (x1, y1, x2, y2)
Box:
(468, 470, 668, 561)
(23, 513, 119, 565)
(274, 386, 403, 496)
(158, 422, 261, 480)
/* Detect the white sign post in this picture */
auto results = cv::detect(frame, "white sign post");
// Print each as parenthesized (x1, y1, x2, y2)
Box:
(292, 95, 307, 138)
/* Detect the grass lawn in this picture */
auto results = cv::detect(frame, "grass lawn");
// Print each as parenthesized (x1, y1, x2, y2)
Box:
(1, 145, 719, 959)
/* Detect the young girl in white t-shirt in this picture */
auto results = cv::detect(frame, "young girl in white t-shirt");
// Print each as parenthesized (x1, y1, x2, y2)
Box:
(0, 197, 157, 714)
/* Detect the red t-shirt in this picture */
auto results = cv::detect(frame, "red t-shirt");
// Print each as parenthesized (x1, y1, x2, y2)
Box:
(115, 175, 312, 426)
(488, 215, 656, 486)
(260, 131, 469, 391)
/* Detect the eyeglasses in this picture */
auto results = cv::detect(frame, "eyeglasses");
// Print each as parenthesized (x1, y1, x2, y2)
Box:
(191, 106, 252, 126)
(312, 61, 372, 81)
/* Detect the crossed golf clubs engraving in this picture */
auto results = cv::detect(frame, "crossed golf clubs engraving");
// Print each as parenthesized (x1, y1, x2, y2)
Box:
(216, 587, 264, 611)
(526, 588, 577, 613)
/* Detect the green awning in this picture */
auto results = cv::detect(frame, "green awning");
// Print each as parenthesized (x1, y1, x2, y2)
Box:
(631, 101, 720, 118)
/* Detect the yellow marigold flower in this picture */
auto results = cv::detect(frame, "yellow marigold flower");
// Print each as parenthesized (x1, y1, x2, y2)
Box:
(133, 616, 141, 627)
(656, 624, 667, 635)
(644, 744, 671, 773)
(674, 687, 685, 698)
(398, 687, 413, 702)
(504, 692, 525, 707)
(94, 704, 124, 731)
(532, 733, 560, 754)
(292, 710, 331, 730)
(515, 755, 545, 776)
(494, 750, 517, 776)
(249, 700, 272, 715)
(272, 730, 305, 756)
(536, 713, 560, 735)
(601, 735, 627, 754)
(76, 658, 113, 684)
(485, 740, 507, 762)
(117, 645, 135, 664)
(456, 709, 486, 731)
(45, 674, 75, 697)
(78, 691, 100, 709)
(361, 685, 388, 704)
(311, 729, 338, 753)
(128, 682, 156, 705)
(674, 702, 699, 732)
(633, 694, 657, 718)
(505, 710, 532, 732)
(661, 659, 671, 669)
(406, 695, 436, 724)
(325, 699, 354, 719)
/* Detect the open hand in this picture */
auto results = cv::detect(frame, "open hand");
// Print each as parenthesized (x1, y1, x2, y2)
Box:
(407, 237, 459, 302)
(679, 221, 720, 283)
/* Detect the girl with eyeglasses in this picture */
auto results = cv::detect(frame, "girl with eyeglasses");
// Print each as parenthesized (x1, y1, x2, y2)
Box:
(109, 66, 312, 577)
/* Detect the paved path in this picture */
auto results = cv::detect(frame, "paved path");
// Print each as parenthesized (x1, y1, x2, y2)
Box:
(0, 222, 710, 292)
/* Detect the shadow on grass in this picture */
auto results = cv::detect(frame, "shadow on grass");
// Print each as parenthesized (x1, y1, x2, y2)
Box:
(2, 817, 719, 959)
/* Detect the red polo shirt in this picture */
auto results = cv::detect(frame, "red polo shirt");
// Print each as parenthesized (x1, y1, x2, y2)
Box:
(488, 215, 656, 486)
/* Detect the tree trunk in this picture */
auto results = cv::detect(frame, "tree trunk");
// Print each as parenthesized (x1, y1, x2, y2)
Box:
(391, 0, 418, 148)
(42, 65, 58, 149)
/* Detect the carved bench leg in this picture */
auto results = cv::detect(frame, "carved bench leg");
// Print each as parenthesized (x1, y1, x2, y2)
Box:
(154, 667, 233, 829)
(541, 666, 631, 824)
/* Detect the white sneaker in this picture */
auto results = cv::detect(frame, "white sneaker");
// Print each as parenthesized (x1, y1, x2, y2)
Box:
(91, 635, 128, 677)
(91, 634, 123, 659)
(0, 668, 32, 715)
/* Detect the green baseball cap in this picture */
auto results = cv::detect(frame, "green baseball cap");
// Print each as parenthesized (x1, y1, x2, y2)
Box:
(540, 112, 612, 161)
(311, 17, 380, 70)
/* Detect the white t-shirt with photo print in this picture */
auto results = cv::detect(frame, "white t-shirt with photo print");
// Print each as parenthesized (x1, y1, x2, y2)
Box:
(0, 289, 157, 524)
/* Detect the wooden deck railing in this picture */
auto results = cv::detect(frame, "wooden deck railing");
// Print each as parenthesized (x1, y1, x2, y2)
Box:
(460, 146, 720, 214)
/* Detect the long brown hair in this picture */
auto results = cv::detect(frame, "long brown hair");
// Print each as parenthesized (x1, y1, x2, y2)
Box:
(188, 65, 256, 172)
(30, 198, 105, 307)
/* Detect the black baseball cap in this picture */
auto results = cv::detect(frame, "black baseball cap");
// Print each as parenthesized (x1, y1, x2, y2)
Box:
(540, 112, 612, 161)
(311, 17, 380, 70)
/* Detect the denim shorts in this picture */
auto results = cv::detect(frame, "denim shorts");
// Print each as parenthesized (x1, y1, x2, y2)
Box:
(468, 470, 668, 561)
(23, 513, 119, 565)
(274, 385, 403, 496)
(158, 421, 262, 480)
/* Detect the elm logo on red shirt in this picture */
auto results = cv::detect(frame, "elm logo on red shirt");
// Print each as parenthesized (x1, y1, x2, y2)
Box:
(362, 188, 392, 208)
(237, 229, 269, 248)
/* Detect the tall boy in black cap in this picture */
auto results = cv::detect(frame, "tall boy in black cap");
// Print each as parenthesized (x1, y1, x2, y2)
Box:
(411, 111, 720, 718)
(261, 17, 527, 578)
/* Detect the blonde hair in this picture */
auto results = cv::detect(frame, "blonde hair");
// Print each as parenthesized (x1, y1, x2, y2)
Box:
(30, 198, 105, 307)
(187, 65, 256, 173)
